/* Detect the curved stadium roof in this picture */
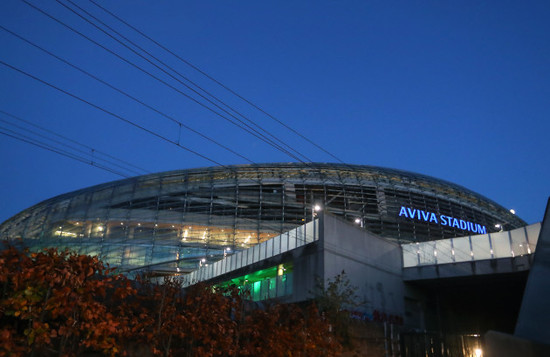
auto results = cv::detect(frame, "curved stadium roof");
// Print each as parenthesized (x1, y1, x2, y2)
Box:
(0, 163, 525, 275)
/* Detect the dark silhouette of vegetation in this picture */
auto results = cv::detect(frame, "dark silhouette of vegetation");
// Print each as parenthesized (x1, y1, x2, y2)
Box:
(0, 244, 341, 356)
(313, 271, 363, 345)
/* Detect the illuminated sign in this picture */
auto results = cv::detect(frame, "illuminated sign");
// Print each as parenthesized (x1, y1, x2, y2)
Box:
(398, 206, 487, 234)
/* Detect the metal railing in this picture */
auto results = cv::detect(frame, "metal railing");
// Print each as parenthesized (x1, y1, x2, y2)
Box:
(402, 223, 541, 267)
(181, 219, 319, 286)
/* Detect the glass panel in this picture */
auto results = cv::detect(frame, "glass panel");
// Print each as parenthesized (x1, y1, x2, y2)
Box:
(402, 244, 418, 267)
(510, 228, 529, 256)
(273, 235, 280, 256)
(105, 223, 128, 243)
(418, 241, 436, 265)
(434, 239, 453, 264)
(288, 231, 296, 250)
(452, 237, 472, 263)
(259, 242, 266, 260)
(281, 232, 288, 252)
(87, 188, 113, 219)
(491, 231, 511, 258)
(471, 234, 491, 260)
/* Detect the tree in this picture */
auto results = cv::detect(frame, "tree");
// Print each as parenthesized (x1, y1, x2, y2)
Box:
(0, 244, 135, 356)
(313, 270, 363, 345)
(0, 244, 341, 356)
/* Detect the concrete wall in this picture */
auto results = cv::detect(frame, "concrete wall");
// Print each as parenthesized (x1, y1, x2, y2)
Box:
(515, 198, 550, 345)
(319, 214, 405, 319)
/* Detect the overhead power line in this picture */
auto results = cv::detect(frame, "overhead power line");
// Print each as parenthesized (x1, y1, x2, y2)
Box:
(63, 0, 312, 163)
(88, 0, 346, 164)
(0, 59, 225, 167)
(0, 124, 130, 178)
(0, 129, 130, 177)
(21, 0, 309, 164)
(0, 24, 255, 164)
(0, 109, 149, 177)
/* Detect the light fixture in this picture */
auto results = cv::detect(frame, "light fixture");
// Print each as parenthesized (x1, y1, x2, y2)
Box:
(510, 209, 516, 214)
(314, 204, 321, 212)
(354, 218, 361, 224)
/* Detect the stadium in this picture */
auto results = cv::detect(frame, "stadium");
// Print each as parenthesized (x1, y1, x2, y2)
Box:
(0, 162, 525, 277)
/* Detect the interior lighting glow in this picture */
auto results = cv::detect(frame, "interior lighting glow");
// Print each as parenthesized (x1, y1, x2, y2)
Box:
(474, 348, 482, 357)
(314, 204, 321, 212)
(354, 218, 361, 224)
(55, 230, 77, 237)
(277, 264, 284, 276)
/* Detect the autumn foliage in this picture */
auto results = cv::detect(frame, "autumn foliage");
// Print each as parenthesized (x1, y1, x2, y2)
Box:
(0, 245, 340, 356)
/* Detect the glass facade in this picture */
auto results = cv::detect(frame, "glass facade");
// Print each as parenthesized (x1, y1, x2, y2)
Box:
(0, 163, 525, 276)
(216, 263, 293, 302)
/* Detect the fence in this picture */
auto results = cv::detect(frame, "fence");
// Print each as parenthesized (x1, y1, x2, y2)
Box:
(402, 223, 540, 267)
(182, 219, 319, 286)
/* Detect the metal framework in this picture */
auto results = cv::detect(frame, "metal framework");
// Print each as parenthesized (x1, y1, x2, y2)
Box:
(0, 163, 525, 275)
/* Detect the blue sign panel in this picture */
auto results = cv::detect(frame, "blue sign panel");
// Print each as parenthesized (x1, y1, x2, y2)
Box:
(398, 206, 487, 234)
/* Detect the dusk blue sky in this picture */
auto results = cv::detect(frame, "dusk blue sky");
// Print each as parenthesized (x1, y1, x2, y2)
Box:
(1, 0, 549, 225)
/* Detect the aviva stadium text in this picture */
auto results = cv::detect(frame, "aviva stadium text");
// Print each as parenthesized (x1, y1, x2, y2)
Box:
(398, 206, 487, 234)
